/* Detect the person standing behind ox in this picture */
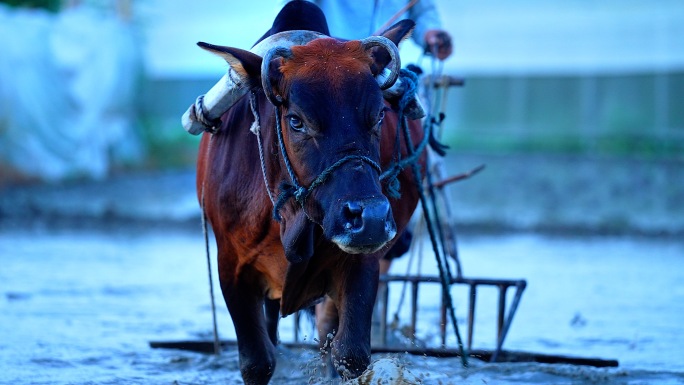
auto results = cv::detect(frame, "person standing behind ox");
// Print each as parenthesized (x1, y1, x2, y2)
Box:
(278, 0, 453, 60)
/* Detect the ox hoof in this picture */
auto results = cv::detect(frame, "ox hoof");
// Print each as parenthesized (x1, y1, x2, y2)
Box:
(239, 354, 276, 385)
(342, 358, 422, 385)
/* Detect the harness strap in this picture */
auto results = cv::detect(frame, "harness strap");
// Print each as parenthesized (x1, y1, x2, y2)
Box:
(199, 135, 221, 356)
(380, 69, 432, 198)
(251, 91, 277, 205)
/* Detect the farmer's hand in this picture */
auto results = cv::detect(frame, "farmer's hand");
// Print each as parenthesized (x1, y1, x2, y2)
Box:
(424, 29, 453, 60)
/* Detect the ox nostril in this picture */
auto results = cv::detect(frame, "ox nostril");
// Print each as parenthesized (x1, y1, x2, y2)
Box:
(343, 201, 364, 231)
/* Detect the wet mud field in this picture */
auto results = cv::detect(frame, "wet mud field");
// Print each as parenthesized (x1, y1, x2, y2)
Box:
(1, 226, 683, 384)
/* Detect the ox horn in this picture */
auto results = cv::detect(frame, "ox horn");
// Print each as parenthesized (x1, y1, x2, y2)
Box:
(360, 36, 401, 90)
(182, 30, 325, 135)
(260, 46, 293, 106)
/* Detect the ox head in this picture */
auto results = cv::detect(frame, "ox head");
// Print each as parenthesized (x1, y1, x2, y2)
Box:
(200, 20, 415, 261)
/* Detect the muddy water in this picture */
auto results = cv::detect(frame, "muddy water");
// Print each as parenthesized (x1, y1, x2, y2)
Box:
(1, 228, 683, 384)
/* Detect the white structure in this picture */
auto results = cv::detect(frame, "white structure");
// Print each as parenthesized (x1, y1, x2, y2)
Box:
(138, 0, 684, 77)
(0, 3, 140, 181)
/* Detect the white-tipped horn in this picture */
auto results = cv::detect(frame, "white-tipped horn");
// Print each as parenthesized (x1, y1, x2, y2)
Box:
(261, 46, 293, 106)
(360, 36, 401, 90)
(182, 30, 325, 135)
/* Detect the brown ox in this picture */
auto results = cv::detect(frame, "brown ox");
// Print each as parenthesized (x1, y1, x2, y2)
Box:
(194, 3, 424, 384)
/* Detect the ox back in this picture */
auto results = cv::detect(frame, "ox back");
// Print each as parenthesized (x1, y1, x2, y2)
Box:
(195, 2, 424, 384)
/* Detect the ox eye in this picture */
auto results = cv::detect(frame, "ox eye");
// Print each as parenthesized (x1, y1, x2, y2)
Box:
(377, 110, 386, 126)
(373, 110, 386, 133)
(288, 116, 305, 132)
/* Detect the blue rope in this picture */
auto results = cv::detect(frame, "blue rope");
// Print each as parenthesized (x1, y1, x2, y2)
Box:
(379, 69, 432, 199)
(272, 107, 302, 221)
(394, 68, 468, 367)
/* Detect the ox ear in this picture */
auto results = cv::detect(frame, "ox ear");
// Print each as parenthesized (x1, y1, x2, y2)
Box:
(197, 42, 263, 84)
(280, 209, 315, 264)
(371, 19, 416, 75)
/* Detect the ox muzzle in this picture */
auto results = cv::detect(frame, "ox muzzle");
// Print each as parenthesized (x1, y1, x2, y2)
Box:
(330, 196, 396, 255)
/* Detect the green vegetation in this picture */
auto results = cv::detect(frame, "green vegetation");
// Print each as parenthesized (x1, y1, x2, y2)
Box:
(444, 131, 684, 159)
(0, 0, 60, 12)
(137, 116, 201, 169)
(134, 71, 684, 169)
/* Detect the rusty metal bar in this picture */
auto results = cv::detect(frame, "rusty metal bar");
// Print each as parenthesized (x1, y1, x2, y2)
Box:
(379, 280, 390, 346)
(491, 281, 527, 362)
(467, 284, 477, 350)
(423, 75, 466, 88)
(379, 274, 526, 358)
(440, 290, 447, 346)
(410, 281, 419, 344)
(383, 274, 524, 287)
(431, 164, 486, 190)
(497, 285, 507, 341)
(150, 340, 619, 368)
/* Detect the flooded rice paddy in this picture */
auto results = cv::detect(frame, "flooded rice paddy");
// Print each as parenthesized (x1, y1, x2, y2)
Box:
(1, 227, 683, 384)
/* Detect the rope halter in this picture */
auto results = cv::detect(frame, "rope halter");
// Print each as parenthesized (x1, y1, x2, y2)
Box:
(270, 104, 384, 221)
(258, 38, 403, 222)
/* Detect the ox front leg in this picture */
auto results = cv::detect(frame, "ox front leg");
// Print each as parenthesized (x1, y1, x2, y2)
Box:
(315, 296, 339, 378)
(221, 270, 277, 385)
(329, 255, 379, 380)
(264, 297, 280, 346)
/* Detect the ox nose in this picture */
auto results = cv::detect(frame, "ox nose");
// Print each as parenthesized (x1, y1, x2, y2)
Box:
(340, 197, 396, 249)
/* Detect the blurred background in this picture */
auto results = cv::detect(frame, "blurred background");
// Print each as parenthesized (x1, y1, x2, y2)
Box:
(1, 0, 682, 234)
(1, 1, 683, 384)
